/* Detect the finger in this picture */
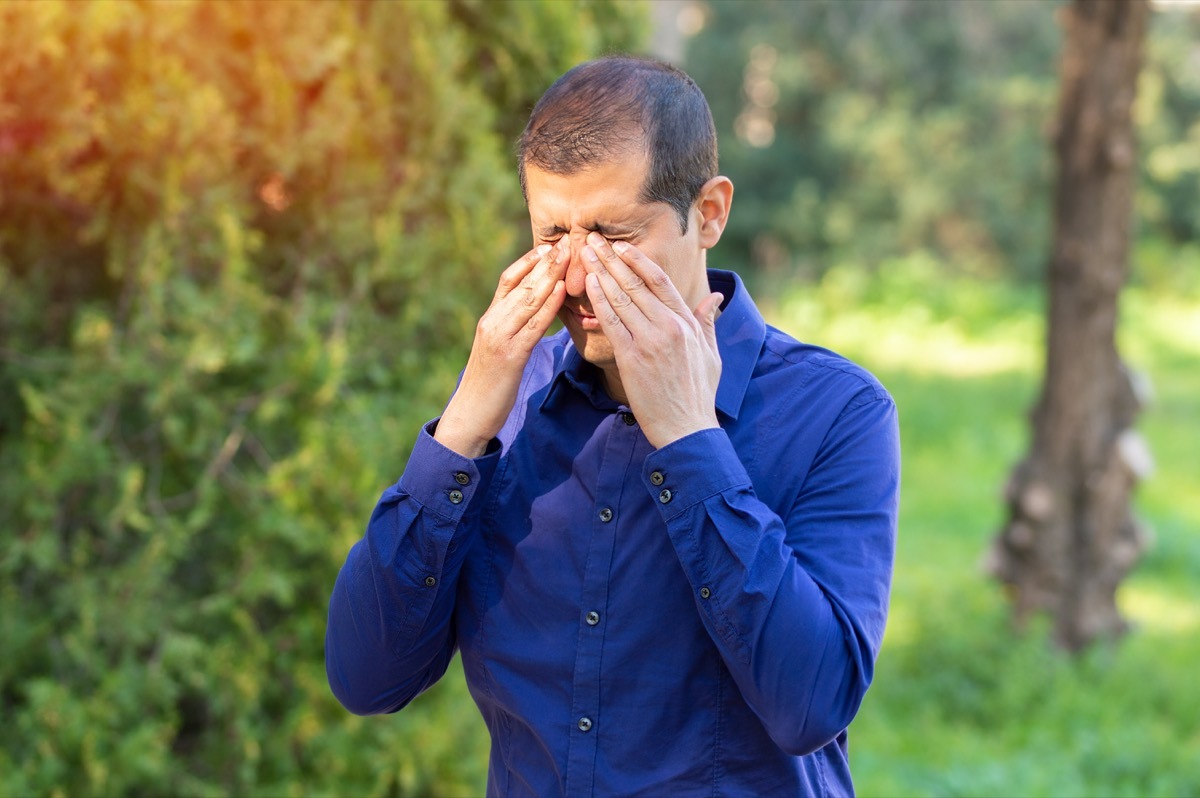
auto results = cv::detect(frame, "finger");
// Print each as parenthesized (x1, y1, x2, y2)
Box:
(522, 236, 570, 290)
(497, 244, 552, 298)
(498, 237, 568, 298)
(584, 271, 633, 346)
(582, 244, 650, 331)
(694, 292, 724, 351)
(530, 237, 570, 297)
(583, 230, 672, 324)
(519, 280, 567, 341)
(501, 240, 568, 321)
(599, 235, 693, 318)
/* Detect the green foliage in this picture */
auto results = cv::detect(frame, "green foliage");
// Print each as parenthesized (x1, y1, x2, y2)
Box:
(0, 1, 641, 795)
(4, 1, 1196, 795)
(775, 260, 1200, 797)
(683, 1, 1200, 289)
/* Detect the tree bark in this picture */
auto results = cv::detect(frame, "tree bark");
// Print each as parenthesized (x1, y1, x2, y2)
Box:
(987, 0, 1151, 652)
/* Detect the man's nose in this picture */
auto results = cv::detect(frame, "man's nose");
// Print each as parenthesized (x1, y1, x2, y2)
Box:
(562, 235, 588, 298)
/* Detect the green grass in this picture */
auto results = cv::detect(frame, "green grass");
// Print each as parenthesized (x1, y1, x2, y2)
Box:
(773, 259, 1200, 798)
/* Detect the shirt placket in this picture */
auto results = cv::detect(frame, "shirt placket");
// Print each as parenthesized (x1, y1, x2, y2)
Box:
(563, 409, 640, 796)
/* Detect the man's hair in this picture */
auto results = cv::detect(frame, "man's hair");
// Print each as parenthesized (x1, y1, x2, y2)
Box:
(518, 56, 718, 233)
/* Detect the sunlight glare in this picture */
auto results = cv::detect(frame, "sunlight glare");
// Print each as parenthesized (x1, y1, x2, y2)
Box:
(1120, 584, 1200, 634)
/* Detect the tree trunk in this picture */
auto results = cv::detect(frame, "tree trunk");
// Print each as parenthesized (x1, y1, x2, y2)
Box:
(987, 0, 1152, 652)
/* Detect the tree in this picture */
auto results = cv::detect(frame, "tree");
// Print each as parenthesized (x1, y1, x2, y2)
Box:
(0, 2, 641, 795)
(988, 0, 1152, 652)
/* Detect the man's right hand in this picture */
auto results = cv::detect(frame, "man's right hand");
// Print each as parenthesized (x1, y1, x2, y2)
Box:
(433, 238, 569, 458)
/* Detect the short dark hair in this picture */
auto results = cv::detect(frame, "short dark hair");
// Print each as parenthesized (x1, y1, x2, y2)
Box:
(518, 56, 718, 233)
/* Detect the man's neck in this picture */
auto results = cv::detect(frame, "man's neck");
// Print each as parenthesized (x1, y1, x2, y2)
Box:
(600, 367, 628, 406)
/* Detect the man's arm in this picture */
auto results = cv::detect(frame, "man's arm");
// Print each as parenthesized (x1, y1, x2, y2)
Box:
(436, 239, 568, 457)
(325, 428, 498, 714)
(583, 235, 899, 754)
(326, 240, 568, 713)
(645, 397, 899, 755)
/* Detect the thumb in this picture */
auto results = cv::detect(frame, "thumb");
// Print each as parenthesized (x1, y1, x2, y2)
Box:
(694, 292, 724, 347)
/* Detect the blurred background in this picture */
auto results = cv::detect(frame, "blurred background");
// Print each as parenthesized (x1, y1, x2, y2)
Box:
(1, 1, 1197, 795)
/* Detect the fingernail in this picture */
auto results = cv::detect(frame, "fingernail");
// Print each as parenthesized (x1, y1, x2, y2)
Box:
(537, 244, 551, 256)
(582, 246, 599, 263)
(612, 240, 629, 254)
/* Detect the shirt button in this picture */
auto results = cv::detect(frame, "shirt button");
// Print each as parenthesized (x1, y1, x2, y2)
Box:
(448, 489, 464, 504)
(424, 576, 437, 587)
(650, 471, 664, 486)
(699, 586, 711, 599)
(585, 611, 600, 626)
(454, 471, 470, 485)
(577, 717, 593, 732)
(598, 507, 613, 523)
(620, 411, 636, 426)
(659, 488, 672, 504)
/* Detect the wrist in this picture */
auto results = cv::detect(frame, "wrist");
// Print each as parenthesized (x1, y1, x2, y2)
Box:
(646, 414, 720, 450)
(433, 411, 493, 459)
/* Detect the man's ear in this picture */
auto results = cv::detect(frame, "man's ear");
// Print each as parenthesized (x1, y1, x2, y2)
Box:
(694, 176, 734, 249)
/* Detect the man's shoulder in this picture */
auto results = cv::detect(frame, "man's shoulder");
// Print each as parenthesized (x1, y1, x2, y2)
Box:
(758, 324, 891, 409)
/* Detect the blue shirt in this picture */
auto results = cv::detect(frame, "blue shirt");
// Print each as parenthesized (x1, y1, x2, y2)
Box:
(326, 270, 899, 797)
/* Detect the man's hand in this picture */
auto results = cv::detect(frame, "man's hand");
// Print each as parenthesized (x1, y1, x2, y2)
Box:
(435, 239, 569, 458)
(581, 232, 723, 450)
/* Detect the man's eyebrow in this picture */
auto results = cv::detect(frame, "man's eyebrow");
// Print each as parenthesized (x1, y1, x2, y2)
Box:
(535, 222, 641, 238)
(589, 222, 639, 238)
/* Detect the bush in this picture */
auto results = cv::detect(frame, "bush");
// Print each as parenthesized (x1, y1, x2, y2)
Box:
(0, 1, 641, 794)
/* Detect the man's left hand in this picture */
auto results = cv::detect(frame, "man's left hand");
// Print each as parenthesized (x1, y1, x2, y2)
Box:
(582, 232, 723, 450)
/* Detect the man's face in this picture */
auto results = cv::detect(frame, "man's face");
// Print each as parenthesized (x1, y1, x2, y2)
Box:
(525, 153, 709, 376)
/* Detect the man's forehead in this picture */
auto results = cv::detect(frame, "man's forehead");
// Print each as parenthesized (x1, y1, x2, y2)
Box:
(531, 202, 674, 236)
(526, 166, 669, 233)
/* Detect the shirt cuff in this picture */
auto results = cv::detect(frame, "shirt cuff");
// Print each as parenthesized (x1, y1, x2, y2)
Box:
(642, 428, 751, 519)
(396, 418, 501, 521)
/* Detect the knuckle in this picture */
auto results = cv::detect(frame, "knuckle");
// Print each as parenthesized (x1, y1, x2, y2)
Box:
(662, 320, 687, 342)
(498, 271, 521, 292)
(476, 315, 498, 339)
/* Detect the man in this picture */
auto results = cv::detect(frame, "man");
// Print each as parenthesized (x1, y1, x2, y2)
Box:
(326, 56, 899, 796)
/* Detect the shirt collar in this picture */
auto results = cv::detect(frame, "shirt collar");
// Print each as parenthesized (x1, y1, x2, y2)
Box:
(709, 269, 765, 421)
(540, 269, 766, 421)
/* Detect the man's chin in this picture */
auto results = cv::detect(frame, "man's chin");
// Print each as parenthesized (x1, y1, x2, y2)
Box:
(564, 325, 615, 369)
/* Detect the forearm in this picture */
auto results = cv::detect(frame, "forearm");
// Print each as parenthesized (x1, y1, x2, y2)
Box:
(649, 406, 899, 754)
(326, 514, 460, 715)
(325, 424, 498, 714)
